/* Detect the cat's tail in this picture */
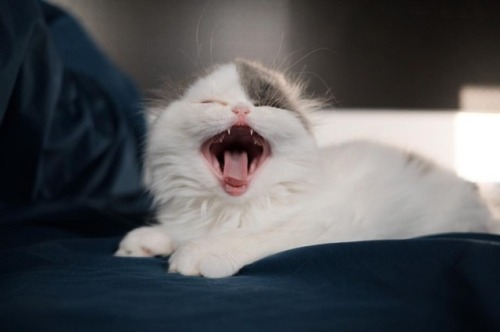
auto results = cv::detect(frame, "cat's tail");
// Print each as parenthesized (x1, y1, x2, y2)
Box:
(478, 183, 500, 233)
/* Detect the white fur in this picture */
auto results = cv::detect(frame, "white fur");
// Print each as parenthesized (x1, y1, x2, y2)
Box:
(116, 62, 494, 278)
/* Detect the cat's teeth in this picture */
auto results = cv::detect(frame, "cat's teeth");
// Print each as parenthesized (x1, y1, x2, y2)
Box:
(227, 129, 231, 135)
(250, 129, 254, 136)
(253, 137, 264, 146)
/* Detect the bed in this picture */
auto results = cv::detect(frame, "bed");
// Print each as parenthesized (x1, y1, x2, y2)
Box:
(1, 2, 500, 331)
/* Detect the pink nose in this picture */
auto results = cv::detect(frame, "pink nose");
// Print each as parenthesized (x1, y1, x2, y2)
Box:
(231, 104, 251, 125)
(231, 105, 251, 115)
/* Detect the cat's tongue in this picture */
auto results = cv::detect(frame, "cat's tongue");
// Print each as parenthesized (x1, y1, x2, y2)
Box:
(223, 150, 248, 187)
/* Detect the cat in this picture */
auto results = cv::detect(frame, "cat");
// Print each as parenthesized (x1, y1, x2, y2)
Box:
(115, 59, 494, 278)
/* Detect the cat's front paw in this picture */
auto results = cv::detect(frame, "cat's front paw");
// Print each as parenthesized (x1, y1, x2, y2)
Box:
(115, 226, 174, 257)
(168, 239, 241, 278)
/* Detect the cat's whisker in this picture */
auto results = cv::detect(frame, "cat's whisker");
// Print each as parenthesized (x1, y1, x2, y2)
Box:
(195, 1, 211, 60)
(284, 47, 336, 73)
(177, 49, 200, 72)
(272, 31, 286, 70)
(297, 70, 334, 102)
(279, 48, 304, 72)
(209, 24, 221, 68)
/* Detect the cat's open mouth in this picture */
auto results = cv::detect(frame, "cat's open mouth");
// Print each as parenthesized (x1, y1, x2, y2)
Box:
(201, 125, 271, 196)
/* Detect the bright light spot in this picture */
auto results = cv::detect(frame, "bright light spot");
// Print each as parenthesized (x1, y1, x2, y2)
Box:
(454, 112, 500, 182)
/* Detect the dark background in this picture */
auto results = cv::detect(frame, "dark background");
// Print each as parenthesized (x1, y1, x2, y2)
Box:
(51, 0, 500, 109)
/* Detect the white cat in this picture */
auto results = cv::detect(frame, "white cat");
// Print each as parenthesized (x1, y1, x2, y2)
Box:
(115, 59, 494, 278)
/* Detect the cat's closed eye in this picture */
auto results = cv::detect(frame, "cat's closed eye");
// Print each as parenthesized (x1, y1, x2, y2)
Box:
(200, 99, 228, 106)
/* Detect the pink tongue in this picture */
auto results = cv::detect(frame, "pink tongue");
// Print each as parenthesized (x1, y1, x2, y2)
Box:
(223, 150, 248, 185)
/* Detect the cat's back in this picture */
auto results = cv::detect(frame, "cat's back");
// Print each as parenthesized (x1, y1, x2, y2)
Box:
(320, 140, 456, 183)
(316, 140, 491, 238)
(319, 140, 443, 185)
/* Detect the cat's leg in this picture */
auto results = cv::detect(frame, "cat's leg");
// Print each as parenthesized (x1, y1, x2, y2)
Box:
(115, 225, 174, 257)
(168, 225, 320, 278)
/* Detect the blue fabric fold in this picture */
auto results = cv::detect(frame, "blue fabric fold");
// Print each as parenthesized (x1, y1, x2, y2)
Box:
(0, 0, 151, 217)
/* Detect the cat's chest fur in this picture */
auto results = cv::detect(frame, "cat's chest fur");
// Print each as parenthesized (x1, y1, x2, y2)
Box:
(116, 59, 493, 278)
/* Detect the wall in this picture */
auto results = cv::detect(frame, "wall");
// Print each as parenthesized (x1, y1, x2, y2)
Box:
(48, 0, 500, 109)
(47, 1, 500, 182)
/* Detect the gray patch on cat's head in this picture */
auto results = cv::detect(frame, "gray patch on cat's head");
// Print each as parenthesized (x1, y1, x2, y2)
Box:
(235, 59, 312, 131)
(236, 60, 294, 110)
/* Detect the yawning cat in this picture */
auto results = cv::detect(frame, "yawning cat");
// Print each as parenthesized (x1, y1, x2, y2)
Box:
(115, 59, 493, 278)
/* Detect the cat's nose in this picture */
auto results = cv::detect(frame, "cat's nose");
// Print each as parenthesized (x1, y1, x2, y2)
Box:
(231, 104, 251, 116)
(231, 104, 251, 125)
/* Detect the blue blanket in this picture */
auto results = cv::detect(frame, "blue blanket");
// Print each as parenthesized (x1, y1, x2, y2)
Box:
(2, 219, 500, 331)
(1, 2, 500, 331)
